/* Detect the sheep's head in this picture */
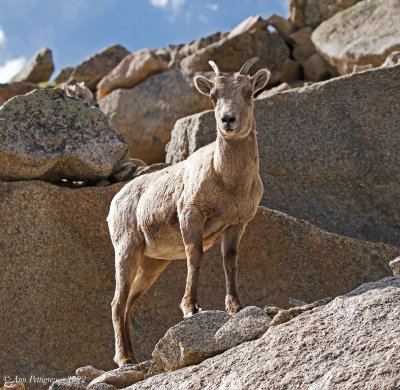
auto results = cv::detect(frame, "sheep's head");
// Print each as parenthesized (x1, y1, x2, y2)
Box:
(194, 57, 270, 139)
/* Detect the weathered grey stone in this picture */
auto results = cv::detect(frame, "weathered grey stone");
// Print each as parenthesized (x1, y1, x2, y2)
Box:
(214, 306, 271, 350)
(180, 30, 290, 84)
(99, 70, 212, 163)
(152, 311, 231, 371)
(10, 47, 54, 83)
(109, 161, 137, 183)
(0, 88, 127, 181)
(0, 81, 38, 106)
(68, 44, 130, 90)
(305, 0, 362, 28)
(312, 0, 400, 74)
(97, 49, 167, 100)
(389, 257, 400, 276)
(227, 15, 268, 38)
(49, 376, 88, 390)
(1, 181, 398, 381)
(166, 65, 400, 246)
(127, 278, 400, 390)
(54, 67, 74, 84)
(88, 366, 143, 389)
(76, 366, 106, 382)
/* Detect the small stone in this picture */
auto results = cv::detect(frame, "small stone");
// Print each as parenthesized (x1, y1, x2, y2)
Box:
(152, 310, 231, 371)
(76, 365, 106, 382)
(352, 64, 373, 73)
(263, 305, 282, 317)
(288, 297, 308, 307)
(215, 306, 271, 350)
(4, 382, 25, 390)
(303, 53, 330, 81)
(109, 161, 138, 183)
(389, 257, 400, 276)
(88, 365, 144, 389)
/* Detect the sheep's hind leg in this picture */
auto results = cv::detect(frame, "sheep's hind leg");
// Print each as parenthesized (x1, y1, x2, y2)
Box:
(221, 224, 245, 315)
(123, 255, 170, 361)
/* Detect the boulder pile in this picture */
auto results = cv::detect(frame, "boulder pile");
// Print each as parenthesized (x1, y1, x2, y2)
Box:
(1, 0, 400, 389)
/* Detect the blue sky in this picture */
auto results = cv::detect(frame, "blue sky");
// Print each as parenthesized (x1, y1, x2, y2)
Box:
(0, 0, 289, 83)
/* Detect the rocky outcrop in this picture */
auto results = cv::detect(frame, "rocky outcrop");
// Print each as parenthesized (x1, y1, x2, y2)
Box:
(166, 65, 400, 246)
(67, 45, 130, 90)
(97, 49, 167, 100)
(10, 47, 54, 83)
(1, 181, 397, 382)
(0, 88, 127, 181)
(290, 0, 360, 28)
(99, 70, 212, 163)
(227, 15, 268, 38)
(312, 0, 400, 74)
(53, 67, 75, 84)
(0, 81, 38, 106)
(180, 30, 289, 84)
(128, 277, 400, 389)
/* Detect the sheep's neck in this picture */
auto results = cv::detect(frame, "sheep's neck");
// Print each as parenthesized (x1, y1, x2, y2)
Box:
(213, 120, 259, 191)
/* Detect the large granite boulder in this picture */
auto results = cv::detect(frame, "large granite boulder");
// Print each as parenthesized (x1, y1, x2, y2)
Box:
(128, 277, 400, 389)
(312, 0, 400, 74)
(99, 70, 213, 163)
(67, 45, 130, 90)
(180, 30, 290, 84)
(97, 49, 167, 100)
(1, 178, 397, 382)
(166, 65, 400, 246)
(0, 88, 127, 181)
(0, 81, 38, 106)
(10, 47, 54, 83)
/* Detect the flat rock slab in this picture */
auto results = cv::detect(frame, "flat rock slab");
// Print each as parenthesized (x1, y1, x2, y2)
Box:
(99, 70, 212, 163)
(127, 277, 400, 390)
(167, 65, 400, 247)
(88, 366, 143, 388)
(312, 0, 400, 74)
(0, 88, 127, 181)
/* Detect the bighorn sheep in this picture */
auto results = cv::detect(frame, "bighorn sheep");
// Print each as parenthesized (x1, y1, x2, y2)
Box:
(107, 57, 270, 366)
(63, 82, 99, 107)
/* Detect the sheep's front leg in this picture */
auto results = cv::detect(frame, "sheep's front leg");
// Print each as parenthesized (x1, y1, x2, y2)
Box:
(179, 209, 204, 318)
(222, 224, 245, 315)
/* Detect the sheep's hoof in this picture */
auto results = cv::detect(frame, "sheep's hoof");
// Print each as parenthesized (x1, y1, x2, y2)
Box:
(226, 295, 243, 315)
(181, 303, 202, 318)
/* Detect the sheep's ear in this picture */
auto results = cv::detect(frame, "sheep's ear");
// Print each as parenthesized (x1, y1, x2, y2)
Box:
(250, 69, 271, 94)
(63, 84, 76, 93)
(194, 76, 213, 96)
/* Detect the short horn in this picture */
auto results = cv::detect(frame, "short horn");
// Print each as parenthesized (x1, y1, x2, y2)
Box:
(208, 60, 222, 76)
(239, 57, 259, 75)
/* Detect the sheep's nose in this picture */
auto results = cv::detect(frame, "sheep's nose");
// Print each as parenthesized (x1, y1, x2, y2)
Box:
(221, 114, 236, 124)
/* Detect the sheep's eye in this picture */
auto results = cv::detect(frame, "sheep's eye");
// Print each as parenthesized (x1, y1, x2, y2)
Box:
(210, 94, 217, 104)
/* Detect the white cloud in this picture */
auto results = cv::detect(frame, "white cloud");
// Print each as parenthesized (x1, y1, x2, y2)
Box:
(206, 3, 218, 11)
(198, 14, 208, 23)
(149, 0, 185, 11)
(0, 27, 6, 48)
(0, 57, 26, 83)
(149, 0, 169, 7)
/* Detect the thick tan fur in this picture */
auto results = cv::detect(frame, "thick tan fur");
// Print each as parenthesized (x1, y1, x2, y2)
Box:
(107, 58, 270, 366)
